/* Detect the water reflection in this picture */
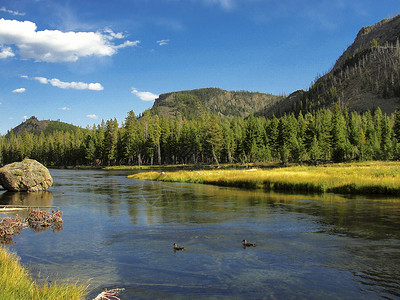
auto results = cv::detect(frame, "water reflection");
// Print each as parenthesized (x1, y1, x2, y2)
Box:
(0, 190, 53, 207)
(6, 169, 400, 299)
(0, 191, 54, 219)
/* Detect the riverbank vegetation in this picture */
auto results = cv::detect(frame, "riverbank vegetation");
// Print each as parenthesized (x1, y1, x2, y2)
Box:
(129, 161, 400, 195)
(0, 247, 86, 300)
(1, 105, 400, 168)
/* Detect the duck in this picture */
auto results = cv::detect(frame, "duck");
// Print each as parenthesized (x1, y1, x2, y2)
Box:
(173, 243, 185, 251)
(242, 239, 257, 247)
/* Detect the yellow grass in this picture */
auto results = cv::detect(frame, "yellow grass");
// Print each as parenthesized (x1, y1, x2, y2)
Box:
(0, 247, 87, 300)
(128, 161, 400, 195)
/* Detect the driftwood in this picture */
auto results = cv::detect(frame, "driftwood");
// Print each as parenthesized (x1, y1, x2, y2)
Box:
(0, 215, 27, 244)
(0, 205, 58, 212)
(0, 209, 63, 244)
(93, 288, 125, 300)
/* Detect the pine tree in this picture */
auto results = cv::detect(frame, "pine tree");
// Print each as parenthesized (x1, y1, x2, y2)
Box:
(266, 115, 279, 160)
(103, 118, 119, 165)
(381, 114, 393, 160)
(317, 109, 332, 160)
(331, 105, 347, 162)
(393, 109, 400, 141)
(205, 114, 223, 165)
(373, 107, 384, 158)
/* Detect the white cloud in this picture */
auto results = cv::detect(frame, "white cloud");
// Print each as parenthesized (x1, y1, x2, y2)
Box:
(33, 76, 104, 91)
(103, 28, 125, 39)
(157, 39, 170, 46)
(0, 45, 14, 58)
(87, 114, 98, 119)
(113, 40, 140, 49)
(131, 87, 158, 101)
(12, 87, 26, 93)
(60, 107, 71, 111)
(0, 18, 140, 62)
(0, 7, 25, 16)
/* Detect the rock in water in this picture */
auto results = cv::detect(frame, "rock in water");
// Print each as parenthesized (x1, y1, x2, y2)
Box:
(0, 158, 53, 192)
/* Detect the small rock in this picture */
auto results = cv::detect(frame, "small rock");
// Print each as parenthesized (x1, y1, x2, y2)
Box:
(0, 158, 53, 192)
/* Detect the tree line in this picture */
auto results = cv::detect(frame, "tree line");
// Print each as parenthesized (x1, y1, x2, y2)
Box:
(1, 105, 400, 167)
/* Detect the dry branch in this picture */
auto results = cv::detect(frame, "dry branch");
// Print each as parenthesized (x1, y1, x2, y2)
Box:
(93, 288, 125, 300)
(0, 209, 63, 244)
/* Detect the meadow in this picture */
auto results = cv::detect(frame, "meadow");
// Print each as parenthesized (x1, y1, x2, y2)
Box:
(0, 247, 86, 300)
(129, 161, 400, 195)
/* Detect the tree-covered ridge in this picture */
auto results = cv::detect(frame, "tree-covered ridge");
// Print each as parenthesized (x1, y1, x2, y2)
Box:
(8, 116, 80, 137)
(151, 88, 283, 119)
(2, 106, 400, 167)
(263, 14, 400, 118)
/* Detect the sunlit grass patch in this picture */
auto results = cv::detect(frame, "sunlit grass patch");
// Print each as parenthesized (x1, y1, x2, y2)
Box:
(0, 247, 86, 300)
(129, 161, 400, 195)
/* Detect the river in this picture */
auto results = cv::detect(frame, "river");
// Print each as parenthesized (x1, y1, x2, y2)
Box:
(1, 169, 400, 299)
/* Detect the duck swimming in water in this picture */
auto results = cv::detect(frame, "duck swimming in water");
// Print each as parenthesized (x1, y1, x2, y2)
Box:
(173, 243, 185, 251)
(242, 240, 257, 247)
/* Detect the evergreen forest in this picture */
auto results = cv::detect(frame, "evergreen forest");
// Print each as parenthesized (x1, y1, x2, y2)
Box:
(2, 105, 400, 167)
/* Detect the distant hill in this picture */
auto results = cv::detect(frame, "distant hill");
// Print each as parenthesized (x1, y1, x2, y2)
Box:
(150, 88, 284, 119)
(7, 116, 80, 137)
(260, 14, 400, 118)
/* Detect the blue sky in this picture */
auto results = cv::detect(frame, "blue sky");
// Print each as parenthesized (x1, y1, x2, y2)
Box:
(0, 0, 399, 134)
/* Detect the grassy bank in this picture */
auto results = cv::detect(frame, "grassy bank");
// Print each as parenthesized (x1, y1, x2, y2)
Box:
(0, 247, 86, 300)
(128, 161, 400, 195)
(106, 162, 283, 171)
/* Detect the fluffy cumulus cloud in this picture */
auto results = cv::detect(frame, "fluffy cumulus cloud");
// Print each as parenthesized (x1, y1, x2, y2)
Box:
(34, 76, 104, 91)
(60, 107, 71, 111)
(87, 114, 98, 119)
(12, 87, 26, 93)
(131, 87, 158, 101)
(0, 18, 139, 62)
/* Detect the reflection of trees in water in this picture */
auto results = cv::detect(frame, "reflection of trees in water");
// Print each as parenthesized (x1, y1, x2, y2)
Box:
(124, 182, 400, 240)
(0, 191, 53, 218)
(0, 191, 53, 206)
(270, 193, 400, 240)
(125, 183, 400, 297)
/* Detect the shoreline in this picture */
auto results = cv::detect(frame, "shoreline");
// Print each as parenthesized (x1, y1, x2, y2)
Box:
(128, 161, 400, 196)
(0, 246, 86, 299)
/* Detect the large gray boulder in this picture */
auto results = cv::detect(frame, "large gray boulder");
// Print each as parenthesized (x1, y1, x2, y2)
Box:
(0, 158, 53, 192)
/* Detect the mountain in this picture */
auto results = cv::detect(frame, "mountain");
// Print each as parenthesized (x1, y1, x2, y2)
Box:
(7, 116, 80, 137)
(149, 88, 284, 119)
(260, 14, 400, 118)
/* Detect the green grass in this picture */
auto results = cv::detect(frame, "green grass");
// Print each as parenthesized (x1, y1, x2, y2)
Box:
(0, 247, 87, 300)
(106, 162, 283, 171)
(128, 161, 400, 195)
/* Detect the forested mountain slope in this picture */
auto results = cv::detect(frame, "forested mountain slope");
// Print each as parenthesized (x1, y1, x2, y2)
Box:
(150, 88, 283, 119)
(7, 116, 80, 137)
(260, 14, 400, 118)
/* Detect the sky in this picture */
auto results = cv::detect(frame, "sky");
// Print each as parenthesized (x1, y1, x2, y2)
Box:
(0, 0, 399, 134)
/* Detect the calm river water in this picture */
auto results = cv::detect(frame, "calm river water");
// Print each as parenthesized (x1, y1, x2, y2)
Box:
(1, 169, 400, 299)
